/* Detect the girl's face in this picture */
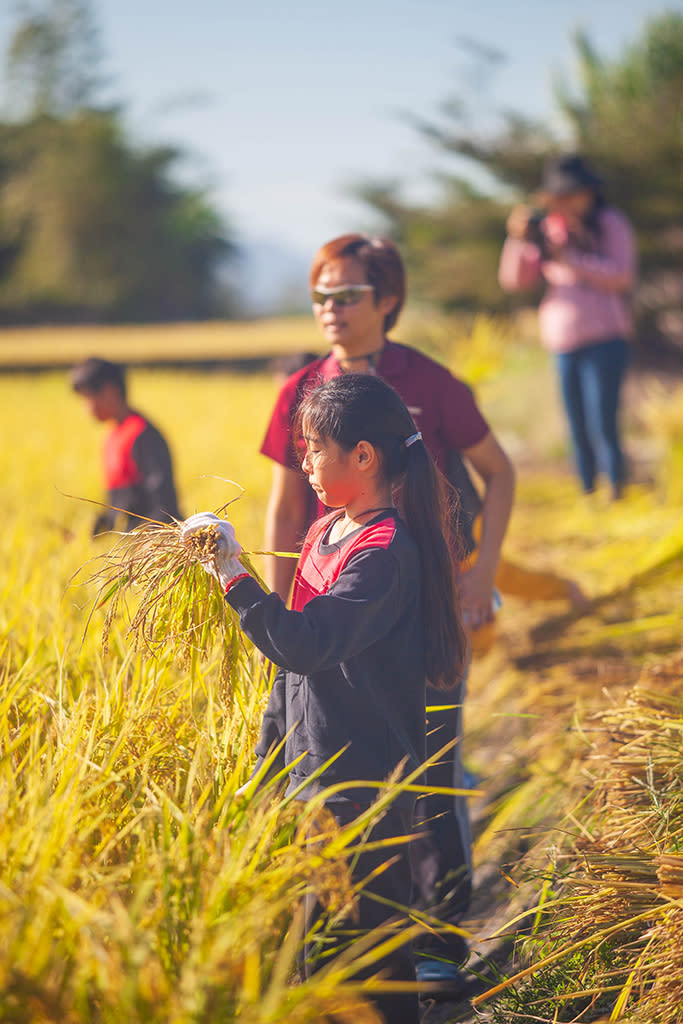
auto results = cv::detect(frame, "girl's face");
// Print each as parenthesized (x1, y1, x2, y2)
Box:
(301, 429, 360, 509)
(312, 257, 396, 354)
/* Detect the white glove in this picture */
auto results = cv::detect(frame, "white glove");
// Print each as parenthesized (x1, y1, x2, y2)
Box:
(180, 512, 245, 590)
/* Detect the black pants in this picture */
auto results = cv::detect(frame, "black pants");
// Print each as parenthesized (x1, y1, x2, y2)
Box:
(410, 679, 472, 965)
(300, 799, 419, 1024)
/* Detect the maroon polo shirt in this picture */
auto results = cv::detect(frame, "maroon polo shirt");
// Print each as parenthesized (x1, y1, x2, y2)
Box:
(260, 340, 489, 516)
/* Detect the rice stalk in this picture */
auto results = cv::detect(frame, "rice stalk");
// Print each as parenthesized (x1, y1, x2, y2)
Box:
(75, 516, 288, 685)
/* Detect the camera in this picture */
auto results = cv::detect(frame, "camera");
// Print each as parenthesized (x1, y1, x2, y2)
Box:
(525, 211, 549, 256)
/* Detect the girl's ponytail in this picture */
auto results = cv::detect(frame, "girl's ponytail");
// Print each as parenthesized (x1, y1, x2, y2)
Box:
(298, 373, 467, 690)
(400, 437, 468, 690)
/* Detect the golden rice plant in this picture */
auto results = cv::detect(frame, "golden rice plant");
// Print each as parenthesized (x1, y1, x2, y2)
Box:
(630, 375, 683, 505)
(76, 510, 279, 687)
(4, 352, 682, 1023)
(402, 310, 515, 387)
(0, 643, 397, 1024)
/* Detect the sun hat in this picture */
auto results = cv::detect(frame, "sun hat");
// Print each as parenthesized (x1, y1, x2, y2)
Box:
(539, 153, 603, 196)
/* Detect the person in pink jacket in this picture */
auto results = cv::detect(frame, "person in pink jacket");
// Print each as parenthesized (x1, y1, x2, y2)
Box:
(499, 154, 637, 500)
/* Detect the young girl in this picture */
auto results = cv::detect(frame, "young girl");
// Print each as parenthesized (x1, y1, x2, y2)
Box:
(181, 373, 466, 1024)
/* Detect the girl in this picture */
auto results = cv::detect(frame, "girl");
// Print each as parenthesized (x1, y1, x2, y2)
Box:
(499, 153, 636, 500)
(182, 373, 466, 1024)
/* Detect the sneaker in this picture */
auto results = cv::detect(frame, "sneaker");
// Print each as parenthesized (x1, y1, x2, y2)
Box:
(415, 958, 467, 999)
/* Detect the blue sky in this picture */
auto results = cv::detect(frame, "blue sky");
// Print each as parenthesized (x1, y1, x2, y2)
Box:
(0, 0, 670, 263)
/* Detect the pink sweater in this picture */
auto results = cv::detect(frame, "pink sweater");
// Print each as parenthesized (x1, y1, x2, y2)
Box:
(498, 207, 636, 354)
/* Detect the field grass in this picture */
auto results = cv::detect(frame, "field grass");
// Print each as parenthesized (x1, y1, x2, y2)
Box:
(1, 318, 683, 1022)
(1, 364, 422, 1022)
(3, 368, 281, 556)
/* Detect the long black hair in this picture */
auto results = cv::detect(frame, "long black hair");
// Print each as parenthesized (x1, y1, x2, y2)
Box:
(297, 373, 467, 690)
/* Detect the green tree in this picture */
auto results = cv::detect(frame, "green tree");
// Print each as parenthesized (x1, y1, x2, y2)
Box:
(358, 176, 510, 313)
(358, 12, 683, 362)
(4, 0, 102, 119)
(0, 1, 236, 322)
(0, 112, 232, 321)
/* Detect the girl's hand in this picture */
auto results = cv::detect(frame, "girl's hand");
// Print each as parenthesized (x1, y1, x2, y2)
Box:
(181, 512, 245, 589)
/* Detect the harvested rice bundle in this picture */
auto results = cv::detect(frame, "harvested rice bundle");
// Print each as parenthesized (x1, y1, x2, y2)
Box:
(81, 515, 269, 682)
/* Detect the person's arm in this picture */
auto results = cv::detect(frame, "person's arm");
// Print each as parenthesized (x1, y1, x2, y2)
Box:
(459, 431, 515, 629)
(560, 211, 636, 293)
(227, 547, 402, 674)
(498, 205, 544, 292)
(264, 463, 311, 602)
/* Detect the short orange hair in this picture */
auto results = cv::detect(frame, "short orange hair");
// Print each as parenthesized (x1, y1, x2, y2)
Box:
(309, 234, 406, 332)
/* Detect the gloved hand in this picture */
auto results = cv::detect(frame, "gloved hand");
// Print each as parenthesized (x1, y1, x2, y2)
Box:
(180, 511, 246, 590)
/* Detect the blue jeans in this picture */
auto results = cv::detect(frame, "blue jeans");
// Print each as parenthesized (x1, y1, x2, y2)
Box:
(556, 338, 629, 493)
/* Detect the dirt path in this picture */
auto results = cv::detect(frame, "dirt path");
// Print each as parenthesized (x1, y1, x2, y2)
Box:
(420, 488, 683, 1015)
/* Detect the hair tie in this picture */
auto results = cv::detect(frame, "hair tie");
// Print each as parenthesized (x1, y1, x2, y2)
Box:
(404, 431, 422, 448)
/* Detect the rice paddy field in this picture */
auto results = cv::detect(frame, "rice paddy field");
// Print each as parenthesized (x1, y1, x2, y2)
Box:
(1, 316, 682, 1023)
(0, 318, 326, 369)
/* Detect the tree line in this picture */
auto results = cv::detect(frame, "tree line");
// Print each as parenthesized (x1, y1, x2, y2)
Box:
(0, 0, 234, 323)
(357, 10, 683, 366)
(0, 3, 681, 360)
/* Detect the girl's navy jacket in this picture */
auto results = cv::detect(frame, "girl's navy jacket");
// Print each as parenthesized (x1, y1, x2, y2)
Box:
(225, 509, 426, 803)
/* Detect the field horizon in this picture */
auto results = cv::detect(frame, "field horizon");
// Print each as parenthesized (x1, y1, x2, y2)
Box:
(0, 315, 324, 370)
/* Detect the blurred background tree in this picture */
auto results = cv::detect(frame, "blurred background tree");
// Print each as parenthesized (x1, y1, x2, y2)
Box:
(5, 0, 102, 119)
(357, 11, 683, 367)
(0, 0, 235, 323)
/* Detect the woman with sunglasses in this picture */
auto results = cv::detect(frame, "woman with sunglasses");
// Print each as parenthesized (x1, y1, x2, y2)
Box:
(259, 233, 515, 996)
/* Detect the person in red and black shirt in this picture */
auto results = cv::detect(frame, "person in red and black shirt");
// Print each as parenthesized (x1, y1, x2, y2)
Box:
(70, 358, 181, 535)
(260, 234, 516, 995)
(182, 373, 468, 1024)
